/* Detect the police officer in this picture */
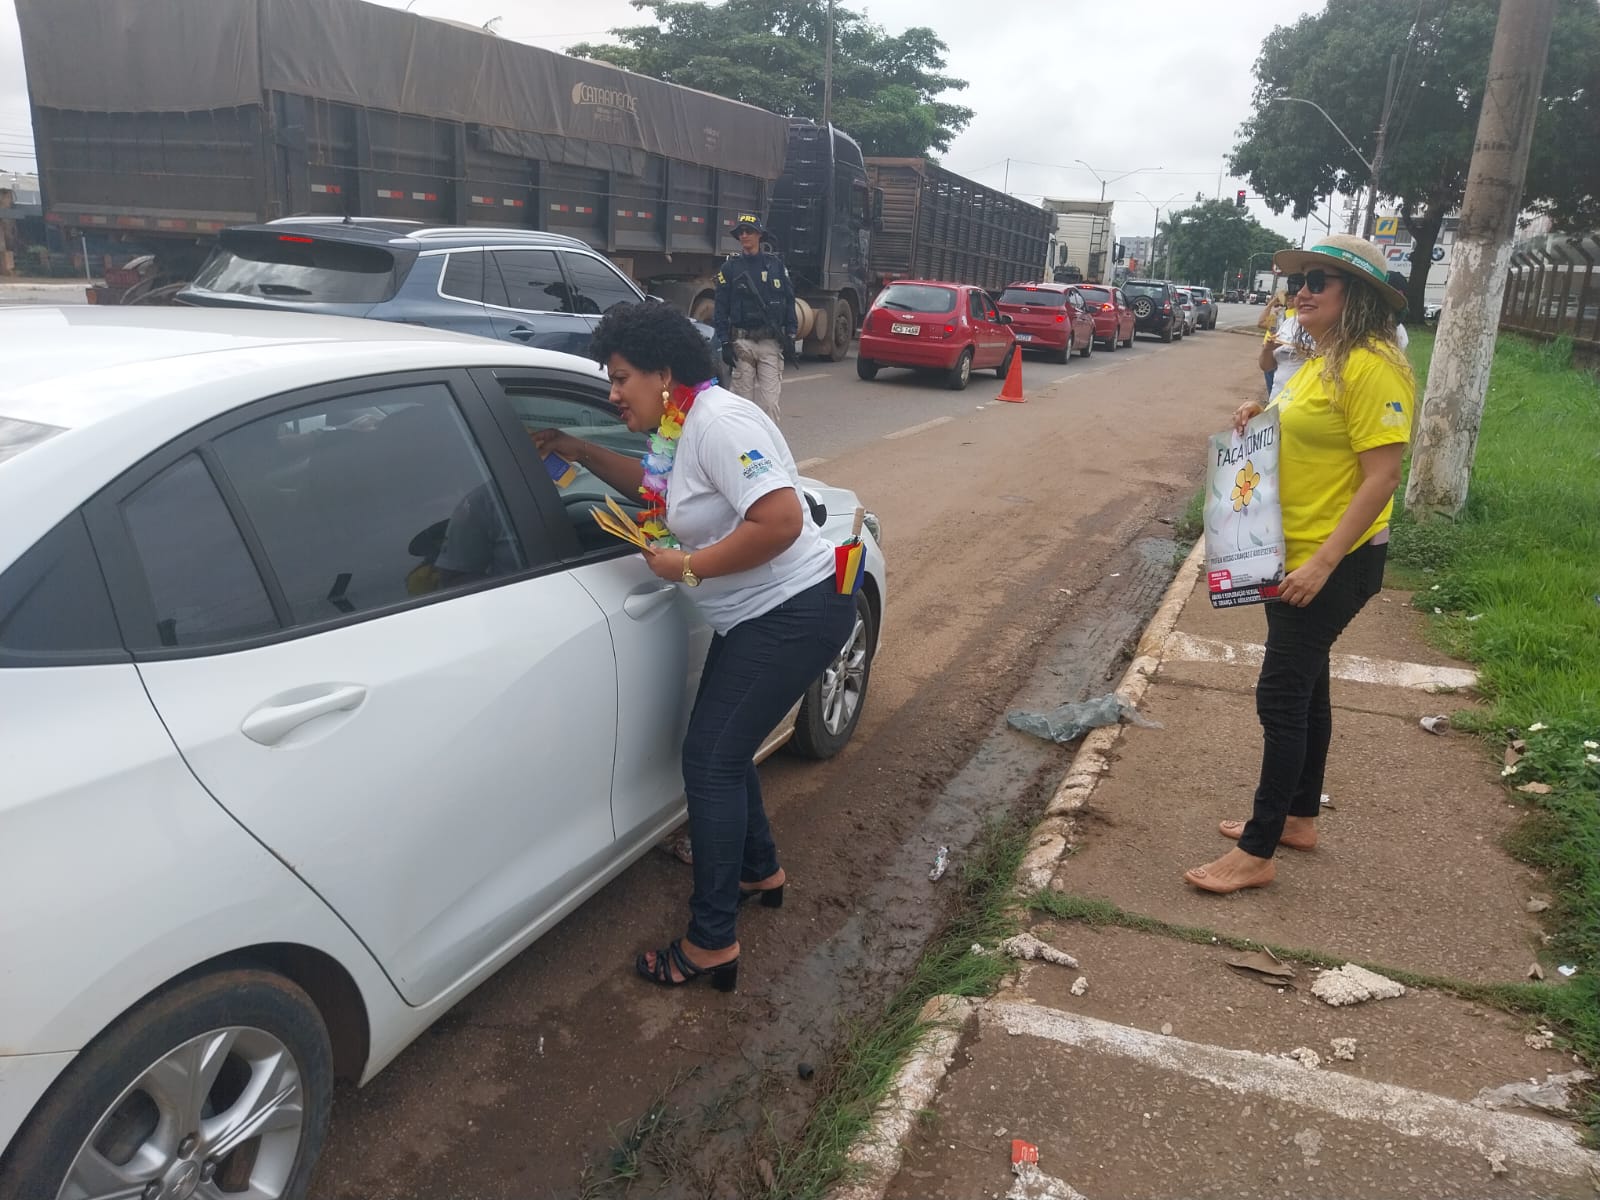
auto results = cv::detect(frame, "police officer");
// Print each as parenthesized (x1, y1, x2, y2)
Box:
(713, 213, 798, 423)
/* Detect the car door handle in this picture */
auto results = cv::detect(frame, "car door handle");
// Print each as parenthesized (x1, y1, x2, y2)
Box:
(508, 326, 537, 342)
(623, 584, 677, 620)
(241, 685, 368, 747)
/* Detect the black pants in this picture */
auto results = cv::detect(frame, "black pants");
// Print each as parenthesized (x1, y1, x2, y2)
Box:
(1238, 542, 1387, 857)
(681, 577, 856, 950)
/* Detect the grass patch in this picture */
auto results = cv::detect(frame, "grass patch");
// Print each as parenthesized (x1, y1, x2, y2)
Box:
(1387, 327, 1600, 1109)
(762, 816, 1033, 1198)
(1173, 489, 1205, 550)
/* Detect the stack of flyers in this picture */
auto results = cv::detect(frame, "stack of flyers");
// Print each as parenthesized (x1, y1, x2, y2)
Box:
(543, 451, 578, 489)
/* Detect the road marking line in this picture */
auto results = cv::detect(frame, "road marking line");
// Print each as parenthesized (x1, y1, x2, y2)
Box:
(1161, 630, 1478, 691)
(796, 457, 827, 470)
(883, 416, 953, 441)
(988, 1003, 1600, 1177)
(785, 373, 827, 384)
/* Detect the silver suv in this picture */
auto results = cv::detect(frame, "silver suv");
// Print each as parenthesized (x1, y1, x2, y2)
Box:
(1186, 286, 1217, 330)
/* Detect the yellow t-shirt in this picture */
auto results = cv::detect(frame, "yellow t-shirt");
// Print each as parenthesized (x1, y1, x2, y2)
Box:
(1275, 344, 1413, 570)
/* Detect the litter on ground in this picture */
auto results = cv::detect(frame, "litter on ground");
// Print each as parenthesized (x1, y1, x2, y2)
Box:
(1285, 1046, 1322, 1069)
(1225, 948, 1296, 983)
(1474, 1070, 1595, 1117)
(1310, 963, 1406, 1007)
(1330, 1037, 1358, 1061)
(995, 933, 1079, 968)
(1070, 975, 1088, 996)
(1006, 693, 1161, 745)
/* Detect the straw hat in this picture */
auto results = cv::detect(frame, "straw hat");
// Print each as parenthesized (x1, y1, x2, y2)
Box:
(1274, 234, 1406, 311)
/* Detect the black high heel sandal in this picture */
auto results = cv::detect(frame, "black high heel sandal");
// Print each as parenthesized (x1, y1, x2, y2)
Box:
(737, 883, 785, 908)
(635, 939, 740, 992)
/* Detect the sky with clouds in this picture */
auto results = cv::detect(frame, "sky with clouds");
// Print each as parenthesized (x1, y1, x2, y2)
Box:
(0, 0, 1345, 243)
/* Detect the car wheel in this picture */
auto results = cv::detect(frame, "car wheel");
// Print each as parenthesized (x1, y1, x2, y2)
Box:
(1122, 329, 1134, 347)
(995, 345, 1015, 379)
(1160, 323, 1174, 343)
(1078, 330, 1092, 358)
(1104, 334, 1117, 352)
(0, 969, 333, 1200)
(789, 590, 876, 759)
(1053, 336, 1071, 364)
(1131, 297, 1154, 320)
(947, 347, 973, 390)
(856, 357, 879, 381)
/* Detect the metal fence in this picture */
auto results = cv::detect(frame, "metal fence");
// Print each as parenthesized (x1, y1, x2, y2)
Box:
(1500, 234, 1600, 348)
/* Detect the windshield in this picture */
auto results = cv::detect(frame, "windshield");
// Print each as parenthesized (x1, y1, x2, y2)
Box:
(189, 231, 401, 304)
(0, 416, 65, 466)
(1123, 282, 1167, 298)
(997, 288, 1065, 307)
(877, 284, 956, 314)
(1076, 287, 1111, 304)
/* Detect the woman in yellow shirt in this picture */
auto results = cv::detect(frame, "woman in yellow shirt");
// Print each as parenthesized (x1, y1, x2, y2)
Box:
(1186, 235, 1414, 894)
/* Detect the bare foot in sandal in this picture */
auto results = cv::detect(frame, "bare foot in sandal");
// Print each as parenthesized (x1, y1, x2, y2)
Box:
(1184, 847, 1276, 894)
(1218, 815, 1317, 851)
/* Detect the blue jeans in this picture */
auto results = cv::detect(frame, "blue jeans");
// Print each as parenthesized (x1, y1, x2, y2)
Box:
(682, 577, 856, 950)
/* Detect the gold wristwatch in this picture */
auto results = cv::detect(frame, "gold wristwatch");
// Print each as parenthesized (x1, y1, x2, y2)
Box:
(680, 555, 702, 588)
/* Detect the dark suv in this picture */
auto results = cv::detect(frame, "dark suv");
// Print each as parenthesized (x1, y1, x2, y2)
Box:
(1122, 279, 1181, 342)
(179, 218, 712, 357)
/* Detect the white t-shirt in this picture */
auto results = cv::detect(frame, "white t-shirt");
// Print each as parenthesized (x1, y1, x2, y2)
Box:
(1268, 310, 1311, 401)
(667, 385, 836, 634)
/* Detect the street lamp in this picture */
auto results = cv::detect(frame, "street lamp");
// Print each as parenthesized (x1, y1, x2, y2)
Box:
(1136, 191, 1185, 278)
(1074, 160, 1162, 203)
(1267, 81, 1396, 239)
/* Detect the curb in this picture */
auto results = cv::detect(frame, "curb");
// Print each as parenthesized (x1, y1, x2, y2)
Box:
(821, 541, 1206, 1200)
(1016, 538, 1206, 890)
(824, 996, 977, 1200)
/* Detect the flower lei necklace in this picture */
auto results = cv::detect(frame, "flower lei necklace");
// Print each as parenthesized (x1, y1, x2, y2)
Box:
(637, 378, 715, 548)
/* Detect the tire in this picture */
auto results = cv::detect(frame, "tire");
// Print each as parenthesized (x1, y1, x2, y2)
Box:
(826, 301, 854, 363)
(1161, 324, 1174, 343)
(856, 356, 879, 381)
(1122, 329, 1134, 348)
(995, 345, 1015, 379)
(1078, 329, 1092, 358)
(0, 969, 334, 1200)
(947, 347, 973, 390)
(1053, 336, 1071, 364)
(1104, 332, 1117, 352)
(1131, 296, 1154, 320)
(788, 590, 876, 759)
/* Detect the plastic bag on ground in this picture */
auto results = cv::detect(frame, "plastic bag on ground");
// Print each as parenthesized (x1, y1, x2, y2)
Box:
(1007, 693, 1161, 745)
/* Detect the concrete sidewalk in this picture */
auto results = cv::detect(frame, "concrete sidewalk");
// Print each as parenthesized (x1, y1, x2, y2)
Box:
(840, 551, 1598, 1200)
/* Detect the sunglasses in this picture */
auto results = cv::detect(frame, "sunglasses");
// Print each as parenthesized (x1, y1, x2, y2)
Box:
(1286, 269, 1345, 295)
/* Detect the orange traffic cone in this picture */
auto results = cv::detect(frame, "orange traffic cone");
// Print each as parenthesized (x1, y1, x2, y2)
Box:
(996, 346, 1026, 403)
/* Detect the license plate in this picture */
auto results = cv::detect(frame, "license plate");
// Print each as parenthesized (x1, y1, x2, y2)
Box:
(1014, 333, 1033, 342)
(891, 322, 920, 335)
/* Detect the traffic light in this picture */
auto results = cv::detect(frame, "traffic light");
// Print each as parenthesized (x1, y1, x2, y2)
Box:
(1235, 190, 1247, 208)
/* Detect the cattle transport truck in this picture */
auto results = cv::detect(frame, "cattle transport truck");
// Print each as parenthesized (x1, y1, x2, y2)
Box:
(15, 0, 869, 356)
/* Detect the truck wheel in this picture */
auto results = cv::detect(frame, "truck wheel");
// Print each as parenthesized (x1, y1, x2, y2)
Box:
(856, 357, 879, 381)
(0, 969, 333, 1200)
(826, 302, 853, 363)
(947, 348, 973, 390)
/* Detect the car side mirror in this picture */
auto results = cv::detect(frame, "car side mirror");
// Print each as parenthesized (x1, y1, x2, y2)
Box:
(998, 313, 1013, 325)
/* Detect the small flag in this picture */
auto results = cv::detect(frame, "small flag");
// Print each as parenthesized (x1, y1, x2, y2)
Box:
(834, 538, 864, 595)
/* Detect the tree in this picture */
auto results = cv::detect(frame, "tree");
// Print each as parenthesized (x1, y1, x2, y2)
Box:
(1159, 198, 1292, 289)
(1230, 0, 1600, 318)
(567, 0, 973, 157)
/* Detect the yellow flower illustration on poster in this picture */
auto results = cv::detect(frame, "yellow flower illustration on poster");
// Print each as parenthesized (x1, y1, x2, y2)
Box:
(1231, 461, 1261, 512)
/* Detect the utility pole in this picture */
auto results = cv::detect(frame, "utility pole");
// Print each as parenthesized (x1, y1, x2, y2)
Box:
(1362, 52, 1399, 239)
(821, 0, 834, 128)
(1405, 0, 1556, 520)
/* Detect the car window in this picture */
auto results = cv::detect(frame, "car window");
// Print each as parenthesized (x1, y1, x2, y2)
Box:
(876, 283, 956, 313)
(968, 291, 987, 322)
(122, 454, 279, 648)
(1124, 282, 1167, 299)
(189, 230, 400, 304)
(0, 512, 124, 664)
(212, 382, 525, 625)
(440, 250, 486, 303)
(502, 386, 648, 555)
(488, 249, 573, 313)
(1077, 287, 1111, 305)
(997, 287, 1065, 307)
(562, 253, 641, 316)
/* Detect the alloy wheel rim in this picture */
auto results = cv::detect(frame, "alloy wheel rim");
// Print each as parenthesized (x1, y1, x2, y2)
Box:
(957, 353, 970, 384)
(59, 1027, 305, 1200)
(820, 615, 869, 736)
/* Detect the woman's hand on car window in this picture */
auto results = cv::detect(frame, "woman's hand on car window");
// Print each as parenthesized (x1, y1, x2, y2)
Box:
(531, 428, 586, 463)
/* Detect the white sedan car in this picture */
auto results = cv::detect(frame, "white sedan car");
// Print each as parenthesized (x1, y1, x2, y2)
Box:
(0, 308, 883, 1199)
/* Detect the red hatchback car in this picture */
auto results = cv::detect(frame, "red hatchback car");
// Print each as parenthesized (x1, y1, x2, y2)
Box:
(857, 280, 1017, 391)
(1072, 283, 1137, 350)
(994, 282, 1097, 363)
